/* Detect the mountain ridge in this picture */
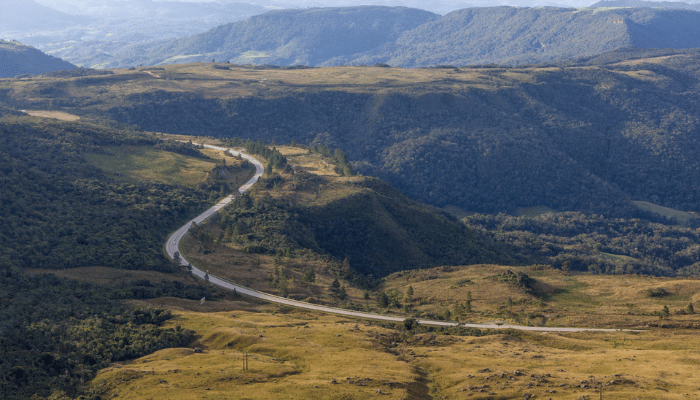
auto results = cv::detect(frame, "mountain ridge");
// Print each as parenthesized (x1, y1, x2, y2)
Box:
(0, 40, 77, 78)
(136, 6, 700, 68)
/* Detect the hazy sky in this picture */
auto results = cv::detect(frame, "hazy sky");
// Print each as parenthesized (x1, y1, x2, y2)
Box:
(38, 0, 602, 14)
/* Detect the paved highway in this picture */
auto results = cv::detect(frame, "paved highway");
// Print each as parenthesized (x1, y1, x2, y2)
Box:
(165, 144, 634, 333)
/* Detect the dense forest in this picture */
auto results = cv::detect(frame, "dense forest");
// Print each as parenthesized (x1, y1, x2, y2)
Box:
(464, 211, 700, 277)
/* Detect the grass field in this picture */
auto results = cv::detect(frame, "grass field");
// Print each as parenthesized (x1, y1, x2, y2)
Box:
(21, 109, 80, 121)
(85, 146, 219, 187)
(382, 264, 700, 329)
(85, 297, 700, 400)
(0, 62, 583, 110)
(84, 143, 254, 190)
(633, 200, 699, 226)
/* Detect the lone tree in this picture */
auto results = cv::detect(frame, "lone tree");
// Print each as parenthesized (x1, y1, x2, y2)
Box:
(377, 291, 389, 308)
(404, 318, 419, 331)
(406, 285, 414, 302)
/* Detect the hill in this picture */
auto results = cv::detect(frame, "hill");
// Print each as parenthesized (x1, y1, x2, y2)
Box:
(141, 6, 438, 66)
(6, 56, 697, 218)
(347, 6, 700, 67)
(183, 141, 516, 284)
(132, 6, 700, 68)
(0, 117, 238, 272)
(0, 41, 77, 78)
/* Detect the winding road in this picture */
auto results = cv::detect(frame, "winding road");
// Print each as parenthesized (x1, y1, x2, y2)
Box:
(165, 144, 634, 333)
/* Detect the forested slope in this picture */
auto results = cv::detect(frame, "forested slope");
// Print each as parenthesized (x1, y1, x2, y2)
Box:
(132, 6, 700, 68)
(349, 7, 700, 67)
(0, 118, 219, 271)
(0, 117, 237, 399)
(11, 54, 692, 218)
(211, 145, 517, 279)
(142, 6, 438, 66)
(0, 40, 76, 78)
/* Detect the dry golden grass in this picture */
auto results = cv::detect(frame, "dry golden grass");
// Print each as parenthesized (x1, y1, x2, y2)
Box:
(277, 145, 341, 177)
(0, 63, 567, 110)
(21, 109, 80, 121)
(87, 298, 700, 400)
(401, 329, 700, 399)
(90, 308, 421, 400)
(383, 264, 700, 329)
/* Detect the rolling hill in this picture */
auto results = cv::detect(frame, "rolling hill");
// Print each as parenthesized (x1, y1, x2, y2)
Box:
(0, 40, 77, 78)
(134, 6, 700, 68)
(140, 6, 439, 66)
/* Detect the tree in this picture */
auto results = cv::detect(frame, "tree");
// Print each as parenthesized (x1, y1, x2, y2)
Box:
(302, 268, 315, 283)
(341, 257, 352, 278)
(338, 285, 347, 300)
(377, 291, 389, 308)
(404, 318, 418, 331)
(331, 277, 340, 290)
(406, 285, 414, 302)
(687, 302, 695, 315)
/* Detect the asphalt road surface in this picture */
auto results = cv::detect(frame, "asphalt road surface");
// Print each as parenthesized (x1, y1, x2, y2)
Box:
(165, 144, 633, 333)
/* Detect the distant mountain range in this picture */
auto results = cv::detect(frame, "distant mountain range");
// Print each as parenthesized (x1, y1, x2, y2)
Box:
(591, 0, 700, 10)
(133, 6, 700, 68)
(0, 40, 76, 78)
(4, 3, 700, 70)
(138, 6, 438, 67)
(0, 0, 266, 69)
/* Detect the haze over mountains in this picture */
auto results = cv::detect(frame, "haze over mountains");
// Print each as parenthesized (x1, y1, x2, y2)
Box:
(3, 1, 700, 70)
(0, 40, 76, 78)
(0, 0, 267, 69)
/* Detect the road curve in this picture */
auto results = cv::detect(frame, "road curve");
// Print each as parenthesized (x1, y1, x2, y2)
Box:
(165, 144, 635, 333)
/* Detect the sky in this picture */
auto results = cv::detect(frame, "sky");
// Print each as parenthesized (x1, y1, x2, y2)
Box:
(38, 0, 602, 14)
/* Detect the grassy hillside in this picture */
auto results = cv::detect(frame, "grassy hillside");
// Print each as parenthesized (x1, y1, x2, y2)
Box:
(84, 284, 700, 400)
(0, 40, 76, 78)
